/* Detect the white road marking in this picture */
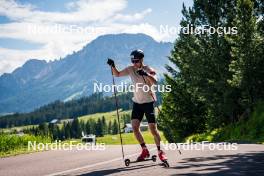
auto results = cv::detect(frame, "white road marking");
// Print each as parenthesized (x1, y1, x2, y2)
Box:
(45, 147, 156, 176)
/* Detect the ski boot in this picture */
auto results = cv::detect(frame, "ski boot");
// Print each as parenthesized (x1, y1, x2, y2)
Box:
(158, 150, 170, 167)
(136, 148, 150, 161)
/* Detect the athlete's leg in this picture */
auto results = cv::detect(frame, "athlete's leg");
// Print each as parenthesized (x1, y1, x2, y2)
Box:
(131, 102, 145, 146)
(132, 119, 145, 144)
(148, 123, 161, 147)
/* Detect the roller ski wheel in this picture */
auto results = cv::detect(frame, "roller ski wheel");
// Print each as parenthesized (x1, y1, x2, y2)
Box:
(124, 159, 130, 166)
(162, 160, 170, 167)
(151, 155, 157, 162)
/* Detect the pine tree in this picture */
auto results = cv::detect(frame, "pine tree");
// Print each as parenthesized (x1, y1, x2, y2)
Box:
(65, 122, 71, 139)
(60, 122, 66, 140)
(112, 119, 118, 135)
(108, 121, 112, 134)
(71, 118, 81, 138)
(85, 120, 91, 134)
(228, 0, 264, 117)
(89, 119, 96, 135)
(101, 116, 106, 135)
(122, 114, 130, 124)
(38, 123, 49, 137)
(95, 118, 103, 137)
(79, 120, 85, 134)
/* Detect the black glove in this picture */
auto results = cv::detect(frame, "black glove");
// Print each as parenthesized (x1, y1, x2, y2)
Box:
(137, 69, 148, 76)
(107, 58, 115, 67)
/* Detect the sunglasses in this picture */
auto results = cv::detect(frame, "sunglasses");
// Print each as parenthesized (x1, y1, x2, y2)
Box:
(131, 59, 140, 64)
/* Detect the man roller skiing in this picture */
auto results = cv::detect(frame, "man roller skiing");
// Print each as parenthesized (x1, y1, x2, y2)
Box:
(107, 49, 167, 162)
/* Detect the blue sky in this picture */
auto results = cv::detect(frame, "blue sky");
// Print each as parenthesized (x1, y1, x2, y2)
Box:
(0, 0, 193, 74)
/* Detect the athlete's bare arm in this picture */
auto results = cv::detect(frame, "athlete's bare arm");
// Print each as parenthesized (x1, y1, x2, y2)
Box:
(112, 66, 129, 77)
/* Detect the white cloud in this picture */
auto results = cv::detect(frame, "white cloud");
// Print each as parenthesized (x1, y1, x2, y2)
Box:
(0, 38, 88, 74)
(0, 47, 51, 74)
(112, 8, 152, 23)
(0, 0, 127, 23)
(0, 0, 34, 21)
(0, 0, 169, 75)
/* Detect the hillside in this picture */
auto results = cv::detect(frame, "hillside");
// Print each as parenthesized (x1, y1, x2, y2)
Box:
(0, 33, 172, 113)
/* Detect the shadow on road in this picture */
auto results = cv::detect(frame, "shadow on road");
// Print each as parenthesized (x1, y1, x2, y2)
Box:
(79, 163, 161, 176)
(171, 151, 264, 176)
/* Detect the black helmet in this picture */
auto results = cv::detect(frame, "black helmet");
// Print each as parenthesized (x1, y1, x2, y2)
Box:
(130, 49, 144, 60)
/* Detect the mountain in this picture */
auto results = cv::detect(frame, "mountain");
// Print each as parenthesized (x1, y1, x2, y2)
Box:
(0, 33, 173, 113)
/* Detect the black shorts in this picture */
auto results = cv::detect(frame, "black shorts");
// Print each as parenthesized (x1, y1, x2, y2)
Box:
(131, 102, 156, 123)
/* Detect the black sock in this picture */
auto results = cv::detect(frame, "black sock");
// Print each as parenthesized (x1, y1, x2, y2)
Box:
(157, 146, 161, 151)
(140, 143, 146, 148)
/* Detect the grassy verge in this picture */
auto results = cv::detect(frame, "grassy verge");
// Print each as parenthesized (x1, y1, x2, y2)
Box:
(186, 104, 264, 144)
(97, 130, 167, 145)
(0, 136, 85, 158)
(0, 131, 167, 157)
(0, 134, 51, 157)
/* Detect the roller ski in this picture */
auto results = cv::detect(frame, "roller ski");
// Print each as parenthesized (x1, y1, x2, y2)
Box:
(124, 148, 157, 166)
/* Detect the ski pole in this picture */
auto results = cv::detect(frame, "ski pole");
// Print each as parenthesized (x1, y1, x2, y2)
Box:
(110, 66, 125, 160)
(141, 75, 182, 155)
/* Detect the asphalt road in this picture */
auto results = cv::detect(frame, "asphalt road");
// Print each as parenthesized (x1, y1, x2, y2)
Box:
(0, 143, 264, 176)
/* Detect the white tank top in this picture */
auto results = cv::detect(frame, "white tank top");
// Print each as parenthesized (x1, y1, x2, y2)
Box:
(125, 65, 157, 104)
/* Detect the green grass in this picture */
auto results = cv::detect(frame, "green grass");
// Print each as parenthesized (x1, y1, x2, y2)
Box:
(185, 129, 220, 143)
(78, 109, 131, 123)
(0, 131, 166, 157)
(0, 135, 86, 158)
(0, 134, 52, 157)
(0, 125, 37, 133)
(186, 103, 264, 144)
(96, 131, 167, 145)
